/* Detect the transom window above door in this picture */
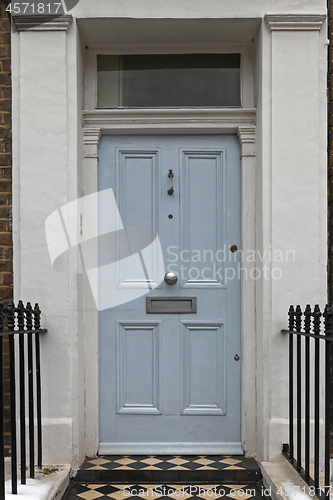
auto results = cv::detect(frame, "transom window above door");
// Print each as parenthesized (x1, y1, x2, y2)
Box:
(97, 54, 241, 108)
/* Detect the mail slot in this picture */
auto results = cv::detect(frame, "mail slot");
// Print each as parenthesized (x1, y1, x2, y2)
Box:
(146, 297, 197, 314)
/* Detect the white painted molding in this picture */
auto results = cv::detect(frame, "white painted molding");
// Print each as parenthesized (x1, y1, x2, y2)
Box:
(237, 125, 256, 143)
(83, 128, 101, 159)
(12, 14, 73, 31)
(264, 14, 326, 31)
(238, 125, 256, 158)
(83, 127, 101, 145)
(83, 108, 256, 134)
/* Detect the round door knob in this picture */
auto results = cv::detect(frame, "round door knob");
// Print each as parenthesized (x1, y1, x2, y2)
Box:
(164, 272, 178, 285)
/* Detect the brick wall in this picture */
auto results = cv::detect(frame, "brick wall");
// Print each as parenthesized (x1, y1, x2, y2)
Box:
(0, 0, 12, 456)
(0, 1, 12, 303)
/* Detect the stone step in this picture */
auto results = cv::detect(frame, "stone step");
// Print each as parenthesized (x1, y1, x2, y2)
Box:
(62, 481, 268, 500)
(74, 456, 261, 484)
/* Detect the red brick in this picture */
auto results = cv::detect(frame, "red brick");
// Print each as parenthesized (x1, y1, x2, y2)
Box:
(0, 154, 11, 166)
(0, 233, 11, 246)
(0, 112, 11, 126)
(0, 33, 10, 45)
(2, 274, 12, 286)
(2, 247, 12, 260)
(0, 88, 10, 99)
(0, 194, 11, 205)
(0, 100, 10, 112)
(0, 167, 11, 179)
(0, 286, 13, 299)
(0, 127, 11, 138)
(0, 73, 10, 86)
(0, 260, 12, 273)
(0, 47, 9, 58)
(3, 141, 10, 153)
(0, 153, 12, 167)
(0, 181, 10, 192)
(1, 60, 10, 73)
(3, 114, 11, 127)
(0, 206, 9, 218)
(3, 380, 9, 394)
(0, 220, 8, 231)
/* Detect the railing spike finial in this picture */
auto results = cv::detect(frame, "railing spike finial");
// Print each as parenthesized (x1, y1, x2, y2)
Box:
(304, 304, 312, 325)
(324, 304, 333, 336)
(25, 302, 33, 331)
(6, 300, 15, 331)
(288, 305, 295, 330)
(33, 303, 41, 330)
(313, 304, 322, 334)
(16, 300, 25, 331)
(295, 305, 302, 331)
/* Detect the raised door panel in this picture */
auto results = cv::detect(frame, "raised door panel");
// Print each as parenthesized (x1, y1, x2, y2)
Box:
(180, 151, 225, 287)
(117, 322, 161, 414)
(116, 149, 161, 288)
(181, 322, 226, 415)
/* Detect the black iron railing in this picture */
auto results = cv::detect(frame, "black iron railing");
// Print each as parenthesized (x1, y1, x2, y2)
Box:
(0, 300, 46, 499)
(282, 304, 333, 499)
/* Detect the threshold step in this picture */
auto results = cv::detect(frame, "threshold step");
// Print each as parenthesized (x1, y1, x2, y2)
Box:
(74, 456, 261, 484)
(62, 481, 270, 500)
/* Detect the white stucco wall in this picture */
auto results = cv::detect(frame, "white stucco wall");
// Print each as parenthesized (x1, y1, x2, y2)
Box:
(256, 16, 328, 461)
(11, 0, 327, 466)
(12, 17, 85, 465)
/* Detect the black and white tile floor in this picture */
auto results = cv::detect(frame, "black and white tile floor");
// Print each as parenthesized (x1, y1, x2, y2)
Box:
(80, 456, 250, 472)
(62, 456, 268, 500)
(62, 482, 269, 500)
(74, 456, 261, 483)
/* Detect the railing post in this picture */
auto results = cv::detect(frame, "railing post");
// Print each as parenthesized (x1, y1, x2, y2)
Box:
(33, 304, 42, 470)
(313, 304, 322, 490)
(19, 303, 31, 485)
(9, 299, 21, 495)
(295, 305, 302, 470)
(26, 302, 34, 479)
(288, 305, 295, 462)
(324, 305, 333, 498)
(6, 301, 16, 497)
(304, 304, 312, 479)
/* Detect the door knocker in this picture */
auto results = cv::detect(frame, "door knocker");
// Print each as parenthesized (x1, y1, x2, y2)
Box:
(167, 169, 174, 195)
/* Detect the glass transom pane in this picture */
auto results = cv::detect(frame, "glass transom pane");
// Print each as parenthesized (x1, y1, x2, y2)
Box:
(97, 54, 241, 108)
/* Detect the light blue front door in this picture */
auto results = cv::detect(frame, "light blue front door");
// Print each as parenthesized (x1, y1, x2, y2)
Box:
(98, 135, 242, 455)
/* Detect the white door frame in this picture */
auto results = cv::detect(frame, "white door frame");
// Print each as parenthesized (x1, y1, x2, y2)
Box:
(82, 107, 256, 456)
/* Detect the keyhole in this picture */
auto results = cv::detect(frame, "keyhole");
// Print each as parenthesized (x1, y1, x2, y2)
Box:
(168, 214, 173, 219)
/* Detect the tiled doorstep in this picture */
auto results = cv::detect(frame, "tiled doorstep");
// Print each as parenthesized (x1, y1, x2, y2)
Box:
(74, 456, 261, 483)
(61, 482, 269, 500)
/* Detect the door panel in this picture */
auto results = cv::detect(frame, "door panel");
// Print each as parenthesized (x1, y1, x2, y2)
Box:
(182, 322, 225, 415)
(117, 149, 161, 287)
(181, 150, 225, 287)
(99, 135, 241, 454)
(117, 322, 161, 414)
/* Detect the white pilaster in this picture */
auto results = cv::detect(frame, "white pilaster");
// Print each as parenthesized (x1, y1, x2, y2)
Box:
(259, 12, 327, 461)
(12, 15, 77, 465)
